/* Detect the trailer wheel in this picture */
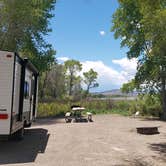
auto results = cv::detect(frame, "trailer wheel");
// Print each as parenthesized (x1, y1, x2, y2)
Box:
(26, 122, 32, 127)
(15, 127, 24, 140)
(24, 122, 32, 128)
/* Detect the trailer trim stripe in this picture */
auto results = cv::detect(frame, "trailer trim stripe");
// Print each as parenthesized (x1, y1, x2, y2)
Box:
(0, 114, 8, 119)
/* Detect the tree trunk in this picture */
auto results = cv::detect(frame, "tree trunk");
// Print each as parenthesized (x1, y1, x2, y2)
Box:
(69, 73, 73, 96)
(53, 88, 57, 99)
(161, 76, 166, 120)
(85, 84, 91, 97)
(40, 72, 48, 99)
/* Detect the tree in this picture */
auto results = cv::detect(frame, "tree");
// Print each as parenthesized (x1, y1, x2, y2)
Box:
(0, 0, 56, 72)
(121, 79, 135, 94)
(72, 76, 83, 101)
(64, 60, 82, 96)
(112, 0, 166, 119)
(46, 64, 66, 99)
(83, 69, 99, 95)
(39, 71, 49, 100)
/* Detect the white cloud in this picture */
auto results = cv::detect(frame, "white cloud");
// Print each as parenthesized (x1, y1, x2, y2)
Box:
(99, 31, 106, 36)
(81, 59, 137, 88)
(57, 56, 138, 91)
(57, 57, 69, 62)
(81, 61, 125, 85)
(112, 57, 137, 74)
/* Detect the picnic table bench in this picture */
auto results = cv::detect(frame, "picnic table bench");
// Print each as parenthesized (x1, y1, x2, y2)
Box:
(65, 106, 92, 123)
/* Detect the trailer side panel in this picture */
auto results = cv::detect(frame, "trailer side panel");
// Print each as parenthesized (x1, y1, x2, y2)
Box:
(11, 59, 24, 133)
(0, 51, 14, 135)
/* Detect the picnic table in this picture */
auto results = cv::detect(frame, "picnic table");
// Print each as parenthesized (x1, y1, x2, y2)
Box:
(65, 106, 92, 123)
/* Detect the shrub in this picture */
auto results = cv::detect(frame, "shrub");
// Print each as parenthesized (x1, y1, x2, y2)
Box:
(113, 100, 131, 111)
(37, 102, 70, 118)
(129, 95, 162, 117)
(37, 99, 130, 118)
(37, 95, 162, 118)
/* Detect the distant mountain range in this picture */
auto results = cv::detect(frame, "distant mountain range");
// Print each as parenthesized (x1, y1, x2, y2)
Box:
(93, 89, 138, 97)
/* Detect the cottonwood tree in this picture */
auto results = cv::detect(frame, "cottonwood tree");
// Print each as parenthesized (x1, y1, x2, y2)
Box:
(64, 60, 82, 96)
(46, 64, 66, 99)
(112, 0, 166, 119)
(83, 69, 99, 95)
(121, 79, 135, 94)
(72, 76, 83, 100)
(0, 0, 56, 72)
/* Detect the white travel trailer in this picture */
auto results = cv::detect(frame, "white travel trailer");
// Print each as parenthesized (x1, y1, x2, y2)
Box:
(0, 51, 39, 140)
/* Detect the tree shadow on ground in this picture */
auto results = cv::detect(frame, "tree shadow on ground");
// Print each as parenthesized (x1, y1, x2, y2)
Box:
(0, 128, 50, 165)
(149, 142, 166, 162)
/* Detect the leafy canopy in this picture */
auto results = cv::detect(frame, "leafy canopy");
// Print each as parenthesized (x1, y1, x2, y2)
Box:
(112, 0, 166, 119)
(64, 59, 82, 74)
(112, 0, 166, 92)
(64, 60, 82, 96)
(121, 79, 135, 94)
(83, 68, 99, 93)
(0, 0, 56, 72)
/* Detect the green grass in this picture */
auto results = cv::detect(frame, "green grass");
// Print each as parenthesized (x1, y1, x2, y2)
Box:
(37, 96, 161, 118)
(37, 100, 131, 118)
(85, 109, 130, 116)
(110, 109, 130, 116)
(37, 102, 70, 118)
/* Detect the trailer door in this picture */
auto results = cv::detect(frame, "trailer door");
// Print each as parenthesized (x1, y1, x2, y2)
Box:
(11, 59, 23, 132)
(0, 51, 14, 135)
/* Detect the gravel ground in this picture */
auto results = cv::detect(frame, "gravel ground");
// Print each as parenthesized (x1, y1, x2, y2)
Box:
(0, 115, 166, 166)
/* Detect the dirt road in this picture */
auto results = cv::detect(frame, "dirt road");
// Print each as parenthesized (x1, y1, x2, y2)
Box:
(0, 115, 166, 166)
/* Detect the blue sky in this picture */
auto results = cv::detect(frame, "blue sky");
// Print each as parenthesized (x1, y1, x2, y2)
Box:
(46, 0, 137, 92)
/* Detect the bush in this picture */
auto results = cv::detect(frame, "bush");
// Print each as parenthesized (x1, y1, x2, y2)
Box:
(37, 95, 162, 118)
(37, 99, 130, 118)
(37, 102, 70, 118)
(113, 100, 131, 111)
(129, 95, 162, 117)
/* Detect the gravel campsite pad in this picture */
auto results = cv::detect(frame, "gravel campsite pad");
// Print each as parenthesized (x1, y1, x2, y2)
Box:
(0, 115, 166, 166)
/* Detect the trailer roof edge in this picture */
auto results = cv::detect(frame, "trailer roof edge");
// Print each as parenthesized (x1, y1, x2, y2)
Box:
(24, 58, 39, 76)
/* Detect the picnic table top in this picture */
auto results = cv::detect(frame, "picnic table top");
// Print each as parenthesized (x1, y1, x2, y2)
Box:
(71, 107, 85, 111)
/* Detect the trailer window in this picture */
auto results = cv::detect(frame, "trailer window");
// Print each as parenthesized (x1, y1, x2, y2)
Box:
(24, 81, 29, 99)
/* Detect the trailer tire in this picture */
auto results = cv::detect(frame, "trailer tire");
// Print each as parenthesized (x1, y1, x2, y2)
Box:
(26, 122, 32, 128)
(15, 127, 24, 140)
(24, 122, 32, 128)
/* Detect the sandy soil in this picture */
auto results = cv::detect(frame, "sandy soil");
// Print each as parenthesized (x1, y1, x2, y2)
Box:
(0, 115, 166, 166)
